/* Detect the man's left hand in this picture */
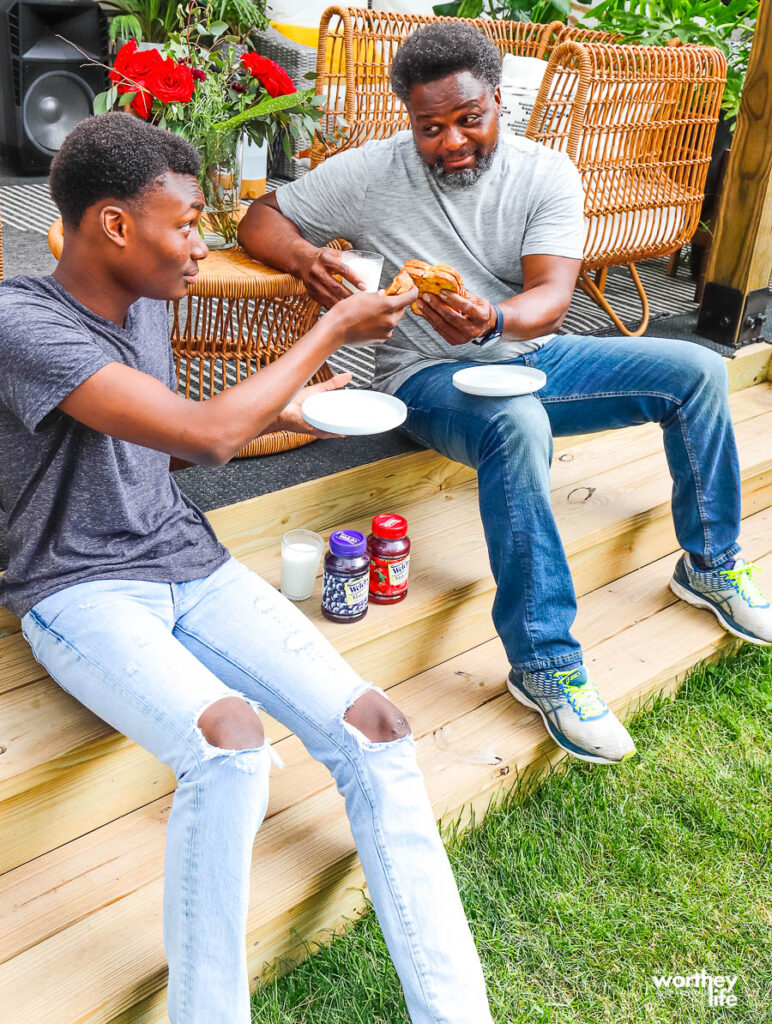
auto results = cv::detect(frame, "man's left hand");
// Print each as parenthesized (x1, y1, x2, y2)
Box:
(415, 290, 496, 346)
(266, 373, 352, 438)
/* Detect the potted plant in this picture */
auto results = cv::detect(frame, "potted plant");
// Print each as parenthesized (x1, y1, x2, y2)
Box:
(105, 0, 270, 47)
(580, 0, 758, 125)
(93, 3, 328, 248)
(102, 0, 184, 45)
(432, 0, 571, 18)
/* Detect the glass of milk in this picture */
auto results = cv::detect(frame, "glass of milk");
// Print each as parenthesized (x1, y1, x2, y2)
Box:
(280, 529, 325, 601)
(337, 249, 384, 294)
(336, 250, 385, 347)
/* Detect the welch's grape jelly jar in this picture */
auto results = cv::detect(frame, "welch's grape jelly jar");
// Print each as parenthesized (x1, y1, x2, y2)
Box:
(321, 530, 370, 623)
(367, 513, 410, 604)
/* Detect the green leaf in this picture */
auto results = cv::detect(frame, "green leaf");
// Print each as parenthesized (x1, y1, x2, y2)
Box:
(432, 1, 463, 14)
(92, 89, 110, 115)
(210, 20, 229, 36)
(118, 90, 137, 108)
(282, 132, 292, 158)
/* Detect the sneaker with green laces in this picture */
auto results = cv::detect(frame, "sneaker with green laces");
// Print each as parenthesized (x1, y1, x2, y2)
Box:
(670, 554, 772, 646)
(507, 664, 636, 765)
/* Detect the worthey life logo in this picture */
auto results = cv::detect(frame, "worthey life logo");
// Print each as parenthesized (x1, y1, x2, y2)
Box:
(652, 969, 739, 1007)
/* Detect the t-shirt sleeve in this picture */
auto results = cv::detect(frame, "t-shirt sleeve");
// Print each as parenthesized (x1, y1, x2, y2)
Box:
(0, 301, 113, 434)
(274, 146, 370, 246)
(521, 153, 586, 260)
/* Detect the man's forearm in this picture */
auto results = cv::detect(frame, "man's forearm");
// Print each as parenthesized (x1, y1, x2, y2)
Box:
(238, 199, 317, 278)
(500, 284, 570, 342)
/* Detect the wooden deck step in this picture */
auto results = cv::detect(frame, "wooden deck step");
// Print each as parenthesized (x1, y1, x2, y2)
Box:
(2, 506, 770, 1024)
(1, 383, 770, 876)
(0, 340, 768, 644)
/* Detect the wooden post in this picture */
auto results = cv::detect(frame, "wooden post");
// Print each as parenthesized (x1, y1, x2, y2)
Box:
(697, 0, 772, 348)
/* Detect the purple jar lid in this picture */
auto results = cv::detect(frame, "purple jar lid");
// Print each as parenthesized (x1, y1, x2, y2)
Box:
(329, 529, 367, 558)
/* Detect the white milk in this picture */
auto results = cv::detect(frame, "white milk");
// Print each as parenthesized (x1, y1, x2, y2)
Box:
(339, 254, 383, 293)
(337, 251, 385, 347)
(281, 540, 323, 600)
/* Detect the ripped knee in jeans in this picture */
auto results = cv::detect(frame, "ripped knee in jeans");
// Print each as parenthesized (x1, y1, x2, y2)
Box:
(196, 695, 265, 753)
(343, 688, 411, 744)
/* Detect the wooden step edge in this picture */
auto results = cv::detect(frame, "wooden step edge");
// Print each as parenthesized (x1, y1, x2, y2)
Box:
(0, 355, 767, 642)
(5, 535, 767, 1024)
(1, 438, 770, 871)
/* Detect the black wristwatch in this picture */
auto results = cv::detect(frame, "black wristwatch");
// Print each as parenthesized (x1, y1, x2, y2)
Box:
(471, 304, 504, 346)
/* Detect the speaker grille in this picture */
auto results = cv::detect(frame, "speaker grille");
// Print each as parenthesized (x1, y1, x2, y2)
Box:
(23, 70, 93, 153)
(8, 3, 20, 54)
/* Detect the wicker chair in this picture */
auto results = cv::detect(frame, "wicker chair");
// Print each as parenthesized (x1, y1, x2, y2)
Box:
(310, 9, 725, 335)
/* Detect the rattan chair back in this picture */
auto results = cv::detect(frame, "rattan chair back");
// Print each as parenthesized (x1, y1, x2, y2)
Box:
(311, 7, 552, 166)
(529, 40, 726, 270)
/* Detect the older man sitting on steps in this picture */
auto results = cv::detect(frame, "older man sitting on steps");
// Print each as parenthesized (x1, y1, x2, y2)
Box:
(239, 21, 772, 767)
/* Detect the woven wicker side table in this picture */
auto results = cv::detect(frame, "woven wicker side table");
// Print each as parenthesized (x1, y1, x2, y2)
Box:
(48, 216, 330, 458)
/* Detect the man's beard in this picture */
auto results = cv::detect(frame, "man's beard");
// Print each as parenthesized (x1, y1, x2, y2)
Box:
(420, 142, 498, 191)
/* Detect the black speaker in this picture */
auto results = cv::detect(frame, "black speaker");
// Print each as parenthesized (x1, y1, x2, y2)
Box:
(0, 0, 108, 173)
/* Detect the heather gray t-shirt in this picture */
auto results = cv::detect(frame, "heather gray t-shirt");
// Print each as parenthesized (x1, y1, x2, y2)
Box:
(276, 131, 585, 394)
(0, 275, 228, 617)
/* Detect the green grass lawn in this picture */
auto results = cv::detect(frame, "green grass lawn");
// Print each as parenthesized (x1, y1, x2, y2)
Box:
(251, 646, 772, 1023)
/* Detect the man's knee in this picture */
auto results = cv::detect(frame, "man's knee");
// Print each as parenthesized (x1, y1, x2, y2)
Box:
(197, 696, 265, 750)
(344, 689, 411, 743)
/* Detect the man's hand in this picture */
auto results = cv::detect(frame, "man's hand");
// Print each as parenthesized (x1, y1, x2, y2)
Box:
(300, 247, 369, 309)
(267, 373, 353, 438)
(416, 289, 496, 346)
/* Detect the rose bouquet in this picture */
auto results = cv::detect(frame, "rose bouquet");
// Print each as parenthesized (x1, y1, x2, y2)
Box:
(93, 4, 327, 246)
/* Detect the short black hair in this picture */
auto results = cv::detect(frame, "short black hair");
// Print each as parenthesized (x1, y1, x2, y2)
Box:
(50, 112, 201, 228)
(390, 22, 502, 104)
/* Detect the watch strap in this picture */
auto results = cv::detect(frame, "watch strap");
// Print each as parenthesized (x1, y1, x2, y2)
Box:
(471, 303, 504, 346)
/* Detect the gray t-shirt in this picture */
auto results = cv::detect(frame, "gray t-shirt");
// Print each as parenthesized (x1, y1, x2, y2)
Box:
(276, 131, 585, 394)
(0, 275, 228, 617)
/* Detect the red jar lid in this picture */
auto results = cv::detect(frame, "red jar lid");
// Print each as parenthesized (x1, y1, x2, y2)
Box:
(372, 513, 408, 539)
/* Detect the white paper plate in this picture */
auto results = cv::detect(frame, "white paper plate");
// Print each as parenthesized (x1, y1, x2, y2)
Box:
(301, 389, 407, 435)
(452, 365, 547, 397)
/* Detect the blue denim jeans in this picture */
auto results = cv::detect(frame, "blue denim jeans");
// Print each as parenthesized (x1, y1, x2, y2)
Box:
(21, 557, 492, 1024)
(396, 334, 741, 673)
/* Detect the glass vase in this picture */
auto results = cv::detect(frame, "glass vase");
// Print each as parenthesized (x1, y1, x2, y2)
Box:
(199, 131, 243, 251)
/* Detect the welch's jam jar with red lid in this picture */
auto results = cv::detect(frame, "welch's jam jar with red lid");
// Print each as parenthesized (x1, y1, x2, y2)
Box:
(367, 514, 410, 604)
(322, 530, 370, 623)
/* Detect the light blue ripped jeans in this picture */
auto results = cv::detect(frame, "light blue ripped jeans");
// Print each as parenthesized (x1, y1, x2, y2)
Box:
(396, 334, 741, 673)
(21, 556, 492, 1024)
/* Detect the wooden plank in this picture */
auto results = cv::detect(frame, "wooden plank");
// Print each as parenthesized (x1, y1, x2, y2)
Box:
(0, 349, 767, 646)
(3, 508, 770, 976)
(3, 536, 769, 1024)
(697, 0, 772, 346)
(0, 393, 769, 872)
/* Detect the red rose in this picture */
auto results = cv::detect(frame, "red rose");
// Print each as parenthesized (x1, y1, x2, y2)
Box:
(124, 84, 154, 119)
(240, 52, 296, 97)
(144, 58, 195, 104)
(109, 39, 163, 87)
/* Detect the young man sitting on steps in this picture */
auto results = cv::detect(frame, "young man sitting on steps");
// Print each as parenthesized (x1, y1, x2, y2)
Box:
(239, 22, 772, 767)
(0, 113, 495, 1024)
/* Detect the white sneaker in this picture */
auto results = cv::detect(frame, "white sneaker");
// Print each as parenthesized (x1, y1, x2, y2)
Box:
(507, 664, 636, 765)
(670, 554, 772, 645)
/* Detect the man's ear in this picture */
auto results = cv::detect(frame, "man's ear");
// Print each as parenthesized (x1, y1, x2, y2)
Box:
(99, 205, 130, 248)
(493, 85, 502, 116)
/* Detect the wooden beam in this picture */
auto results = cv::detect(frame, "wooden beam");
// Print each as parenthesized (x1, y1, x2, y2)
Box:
(697, 0, 772, 347)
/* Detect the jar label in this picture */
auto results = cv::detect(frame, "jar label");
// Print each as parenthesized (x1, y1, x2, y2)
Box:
(344, 574, 369, 608)
(322, 568, 369, 618)
(370, 554, 410, 597)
